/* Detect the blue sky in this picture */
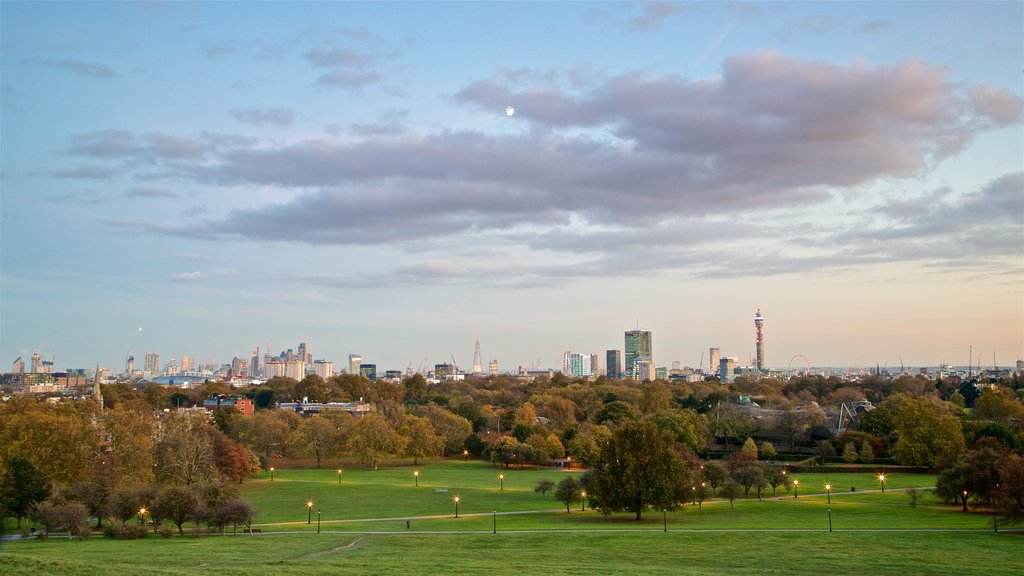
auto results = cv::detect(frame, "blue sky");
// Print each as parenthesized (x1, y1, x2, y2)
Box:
(2, 1, 1022, 374)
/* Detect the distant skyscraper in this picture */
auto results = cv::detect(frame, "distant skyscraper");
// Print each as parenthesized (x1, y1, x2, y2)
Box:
(31, 352, 42, 373)
(472, 335, 483, 375)
(181, 355, 193, 372)
(250, 346, 260, 378)
(590, 353, 599, 375)
(313, 360, 333, 379)
(564, 352, 590, 377)
(349, 354, 362, 376)
(360, 364, 377, 381)
(720, 356, 738, 382)
(709, 347, 720, 375)
(488, 359, 499, 376)
(606, 350, 622, 378)
(125, 352, 135, 376)
(144, 352, 160, 375)
(298, 342, 309, 363)
(11, 357, 25, 373)
(624, 330, 652, 381)
(754, 308, 765, 371)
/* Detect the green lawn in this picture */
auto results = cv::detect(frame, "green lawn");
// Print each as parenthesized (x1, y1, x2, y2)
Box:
(1, 459, 1020, 575)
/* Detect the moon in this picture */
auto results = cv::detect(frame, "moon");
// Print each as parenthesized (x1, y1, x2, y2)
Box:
(138, 327, 143, 332)
(505, 105, 515, 117)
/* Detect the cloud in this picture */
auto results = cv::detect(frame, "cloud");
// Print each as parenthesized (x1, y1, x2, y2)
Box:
(24, 58, 118, 79)
(124, 186, 178, 199)
(52, 166, 120, 180)
(230, 107, 296, 126)
(629, 1, 684, 31)
(861, 20, 893, 33)
(304, 43, 391, 90)
(80, 51, 1021, 283)
(170, 271, 206, 283)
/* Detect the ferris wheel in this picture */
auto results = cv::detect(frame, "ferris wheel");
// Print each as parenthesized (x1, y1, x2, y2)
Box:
(788, 354, 812, 374)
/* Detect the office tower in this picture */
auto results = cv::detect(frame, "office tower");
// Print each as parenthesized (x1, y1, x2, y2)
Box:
(590, 354, 600, 375)
(606, 350, 622, 378)
(297, 342, 307, 363)
(565, 352, 590, 377)
(11, 357, 25, 373)
(709, 347, 721, 375)
(624, 330, 652, 381)
(144, 352, 161, 375)
(181, 355, 193, 372)
(488, 359, 499, 376)
(349, 354, 362, 376)
(360, 364, 377, 381)
(434, 363, 453, 380)
(125, 352, 135, 375)
(720, 357, 738, 383)
(754, 308, 765, 371)
(250, 347, 260, 378)
(313, 360, 333, 379)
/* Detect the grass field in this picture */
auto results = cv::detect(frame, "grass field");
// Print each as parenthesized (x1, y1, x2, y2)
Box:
(1, 459, 1021, 575)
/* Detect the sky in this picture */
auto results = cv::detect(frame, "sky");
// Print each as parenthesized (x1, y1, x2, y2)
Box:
(2, 1, 1022, 374)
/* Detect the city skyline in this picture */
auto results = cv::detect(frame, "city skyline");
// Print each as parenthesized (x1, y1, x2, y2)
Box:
(2, 2, 1022, 372)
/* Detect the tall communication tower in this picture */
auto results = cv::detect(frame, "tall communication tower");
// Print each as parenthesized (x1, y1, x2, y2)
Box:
(471, 335, 483, 375)
(754, 308, 765, 371)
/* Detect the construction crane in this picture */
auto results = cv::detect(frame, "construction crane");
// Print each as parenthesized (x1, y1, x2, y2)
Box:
(450, 354, 459, 373)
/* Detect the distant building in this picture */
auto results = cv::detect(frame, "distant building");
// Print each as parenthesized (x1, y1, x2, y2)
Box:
(488, 359, 499, 376)
(709, 348, 721, 376)
(564, 352, 591, 377)
(590, 354, 599, 375)
(384, 370, 403, 380)
(203, 394, 255, 417)
(434, 363, 454, 380)
(720, 356, 738, 383)
(606, 349, 622, 378)
(754, 309, 766, 371)
(349, 354, 362, 376)
(313, 360, 334, 380)
(360, 364, 377, 381)
(11, 357, 24, 374)
(625, 330, 652, 381)
(279, 399, 372, 417)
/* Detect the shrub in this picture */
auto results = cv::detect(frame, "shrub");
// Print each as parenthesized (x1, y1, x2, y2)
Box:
(158, 525, 174, 538)
(103, 523, 149, 540)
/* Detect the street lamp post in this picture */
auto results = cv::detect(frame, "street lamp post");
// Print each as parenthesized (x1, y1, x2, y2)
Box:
(825, 483, 832, 505)
(878, 473, 886, 493)
(454, 496, 460, 518)
(663, 509, 667, 533)
(793, 479, 799, 498)
(270, 467, 275, 481)
(317, 509, 321, 534)
(337, 469, 342, 484)
(493, 509, 497, 534)
(138, 507, 146, 526)
(499, 474, 504, 491)
(414, 470, 419, 487)
(994, 483, 999, 532)
(581, 491, 587, 511)
(307, 501, 313, 524)
(463, 449, 468, 461)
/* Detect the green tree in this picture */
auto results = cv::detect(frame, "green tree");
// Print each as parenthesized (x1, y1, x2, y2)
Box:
(934, 461, 971, 511)
(760, 441, 778, 461)
(153, 485, 199, 535)
(842, 441, 859, 464)
(348, 413, 407, 470)
(403, 374, 428, 403)
(765, 467, 787, 496)
(651, 410, 710, 454)
(0, 456, 52, 528)
(555, 476, 580, 513)
(859, 441, 875, 464)
(995, 454, 1024, 525)
(703, 460, 728, 495)
(399, 414, 443, 465)
(889, 395, 965, 466)
(155, 412, 217, 485)
(590, 420, 689, 520)
(534, 479, 555, 498)
(720, 480, 740, 509)
(291, 416, 338, 467)
(418, 404, 473, 455)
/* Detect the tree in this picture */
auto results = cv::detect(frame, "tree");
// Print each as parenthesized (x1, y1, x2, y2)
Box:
(720, 481, 740, 509)
(730, 459, 764, 497)
(292, 416, 338, 467)
(590, 420, 689, 520)
(639, 382, 672, 414)
(418, 405, 473, 455)
(858, 441, 875, 464)
(103, 407, 156, 488)
(760, 442, 778, 461)
(348, 413, 407, 470)
(889, 395, 965, 466)
(403, 373, 429, 403)
(842, 442, 859, 464)
(972, 387, 1024, 423)
(765, 467, 787, 496)
(153, 486, 199, 535)
(774, 411, 810, 451)
(651, 410, 710, 454)
(740, 437, 759, 460)
(155, 412, 218, 485)
(703, 460, 728, 495)
(399, 415, 443, 465)
(0, 456, 52, 528)
(934, 462, 971, 511)
(30, 501, 90, 540)
(534, 479, 555, 499)
(995, 454, 1024, 525)
(212, 431, 260, 483)
(555, 476, 580, 513)
(211, 498, 255, 535)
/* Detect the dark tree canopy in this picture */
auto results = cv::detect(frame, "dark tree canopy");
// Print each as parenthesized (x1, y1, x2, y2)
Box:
(590, 420, 689, 520)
